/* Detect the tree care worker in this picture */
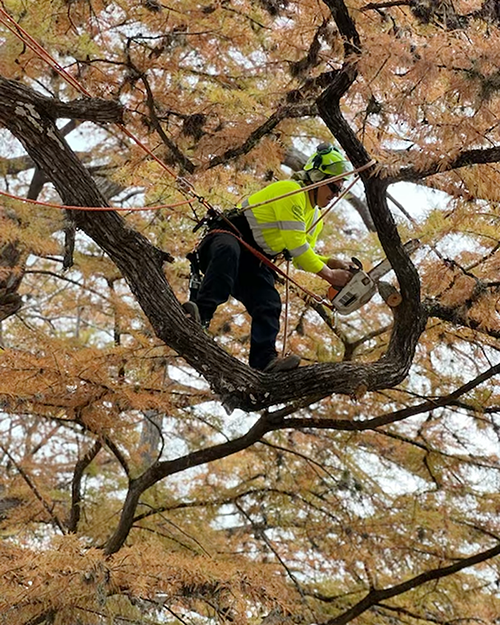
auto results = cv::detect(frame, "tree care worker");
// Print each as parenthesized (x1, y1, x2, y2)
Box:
(184, 143, 353, 373)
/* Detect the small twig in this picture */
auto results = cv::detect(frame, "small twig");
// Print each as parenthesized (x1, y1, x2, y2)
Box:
(0, 443, 66, 534)
(360, 0, 410, 11)
(234, 502, 315, 618)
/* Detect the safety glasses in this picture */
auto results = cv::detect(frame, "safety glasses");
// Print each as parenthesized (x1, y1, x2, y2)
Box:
(327, 182, 343, 195)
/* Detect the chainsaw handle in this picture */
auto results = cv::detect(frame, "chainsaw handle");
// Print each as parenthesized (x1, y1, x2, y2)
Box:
(349, 257, 363, 272)
(327, 272, 354, 298)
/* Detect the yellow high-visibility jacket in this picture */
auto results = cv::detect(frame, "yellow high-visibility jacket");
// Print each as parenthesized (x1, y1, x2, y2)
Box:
(239, 180, 328, 273)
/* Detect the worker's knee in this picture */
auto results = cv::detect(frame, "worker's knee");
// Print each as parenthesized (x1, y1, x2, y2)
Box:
(267, 290, 281, 313)
(251, 291, 281, 319)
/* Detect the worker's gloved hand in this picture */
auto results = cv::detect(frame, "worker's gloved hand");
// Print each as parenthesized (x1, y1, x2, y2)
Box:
(317, 265, 352, 288)
(326, 257, 352, 271)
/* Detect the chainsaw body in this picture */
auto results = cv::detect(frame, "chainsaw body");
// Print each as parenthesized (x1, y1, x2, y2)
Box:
(328, 271, 377, 315)
(327, 239, 421, 315)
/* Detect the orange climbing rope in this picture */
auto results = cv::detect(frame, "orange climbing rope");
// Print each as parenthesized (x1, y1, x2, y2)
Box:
(0, 188, 196, 213)
(0, 5, 376, 313)
(0, 188, 197, 215)
(0, 4, 211, 213)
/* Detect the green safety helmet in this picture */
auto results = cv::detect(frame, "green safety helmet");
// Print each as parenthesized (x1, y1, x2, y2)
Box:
(303, 142, 350, 183)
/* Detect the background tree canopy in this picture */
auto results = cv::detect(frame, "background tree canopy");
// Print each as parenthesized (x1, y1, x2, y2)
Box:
(1, 0, 500, 623)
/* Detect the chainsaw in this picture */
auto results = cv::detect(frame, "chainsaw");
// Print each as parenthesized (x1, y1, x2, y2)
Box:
(327, 239, 421, 315)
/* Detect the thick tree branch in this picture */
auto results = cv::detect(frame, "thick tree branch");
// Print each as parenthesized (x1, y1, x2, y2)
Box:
(0, 74, 432, 414)
(49, 97, 123, 122)
(278, 362, 500, 430)
(1, 79, 124, 123)
(11, 83, 123, 124)
(391, 146, 500, 184)
(317, 1, 426, 396)
(103, 412, 274, 553)
(425, 298, 500, 341)
(67, 440, 102, 532)
(104, 361, 500, 553)
(324, 540, 500, 625)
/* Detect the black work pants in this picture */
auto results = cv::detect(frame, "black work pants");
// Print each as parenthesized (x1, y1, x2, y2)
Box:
(195, 217, 281, 371)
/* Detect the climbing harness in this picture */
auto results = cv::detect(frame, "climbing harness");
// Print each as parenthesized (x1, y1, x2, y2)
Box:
(190, 222, 334, 309)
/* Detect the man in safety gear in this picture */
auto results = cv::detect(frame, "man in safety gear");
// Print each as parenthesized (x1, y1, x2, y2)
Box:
(184, 143, 353, 373)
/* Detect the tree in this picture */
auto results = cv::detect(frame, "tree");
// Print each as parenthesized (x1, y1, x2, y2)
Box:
(1, 0, 500, 623)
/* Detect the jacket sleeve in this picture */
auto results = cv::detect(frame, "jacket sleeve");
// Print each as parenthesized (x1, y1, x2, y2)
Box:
(276, 197, 326, 273)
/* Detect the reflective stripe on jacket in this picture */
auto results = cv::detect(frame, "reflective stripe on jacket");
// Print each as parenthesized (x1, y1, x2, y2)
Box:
(239, 180, 328, 273)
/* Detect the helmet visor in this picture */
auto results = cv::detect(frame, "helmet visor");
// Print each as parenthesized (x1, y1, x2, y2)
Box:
(322, 160, 349, 179)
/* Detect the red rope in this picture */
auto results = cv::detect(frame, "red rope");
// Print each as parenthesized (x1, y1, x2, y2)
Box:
(0, 5, 205, 208)
(0, 6, 92, 96)
(0, 188, 196, 213)
(0, 7, 373, 310)
(282, 259, 291, 356)
(206, 229, 333, 308)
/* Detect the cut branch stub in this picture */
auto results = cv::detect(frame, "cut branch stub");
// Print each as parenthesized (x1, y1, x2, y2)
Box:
(378, 280, 402, 308)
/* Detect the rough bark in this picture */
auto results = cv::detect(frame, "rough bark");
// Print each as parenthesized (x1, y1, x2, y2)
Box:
(0, 75, 426, 412)
(0, 208, 24, 323)
(390, 146, 500, 183)
(316, 0, 426, 386)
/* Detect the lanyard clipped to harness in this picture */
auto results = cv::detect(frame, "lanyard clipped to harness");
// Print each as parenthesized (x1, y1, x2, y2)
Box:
(176, 176, 224, 233)
(186, 251, 202, 301)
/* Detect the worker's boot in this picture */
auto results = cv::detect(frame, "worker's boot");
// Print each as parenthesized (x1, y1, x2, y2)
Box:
(182, 301, 210, 330)
(182, 301, 201, 324)
(263, 354, 301, 373)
